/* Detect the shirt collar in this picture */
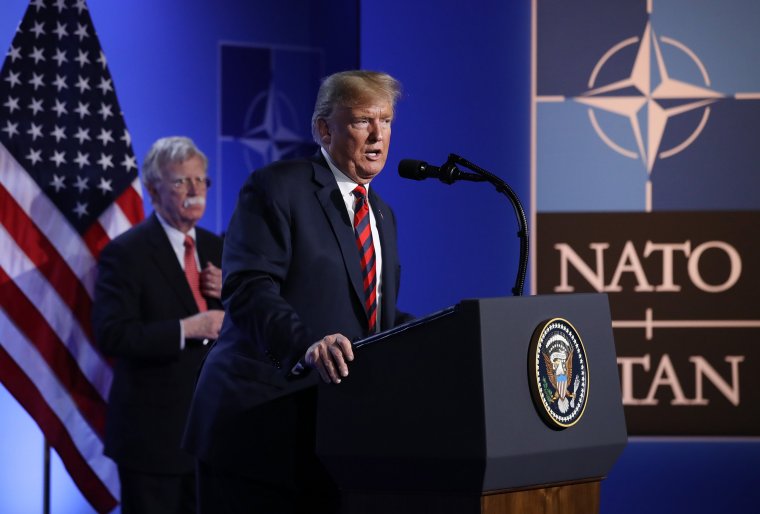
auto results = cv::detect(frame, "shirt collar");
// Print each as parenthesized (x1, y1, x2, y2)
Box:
(155, 211, 197, 247)
(321, 146, 370, 199)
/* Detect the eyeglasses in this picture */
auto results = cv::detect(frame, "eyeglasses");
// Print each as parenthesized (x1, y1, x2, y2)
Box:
(166, 176, 211, 191)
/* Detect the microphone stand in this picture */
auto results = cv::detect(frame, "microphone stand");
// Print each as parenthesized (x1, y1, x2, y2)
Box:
(443, 154, 529, 297)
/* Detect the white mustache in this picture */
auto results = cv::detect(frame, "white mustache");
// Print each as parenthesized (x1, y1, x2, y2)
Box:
(183, 197, 206, 208)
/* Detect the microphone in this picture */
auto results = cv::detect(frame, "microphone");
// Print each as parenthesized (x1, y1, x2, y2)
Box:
(398, 153, 529, 296)
(398, 159, 486, 184)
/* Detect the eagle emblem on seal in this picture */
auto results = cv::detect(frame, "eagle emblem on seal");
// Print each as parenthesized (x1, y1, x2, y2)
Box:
(543, 341, 578, 414)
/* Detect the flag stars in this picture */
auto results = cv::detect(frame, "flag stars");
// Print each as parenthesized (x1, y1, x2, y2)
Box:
(28, 97, 44, 115)
(74, 1, 89, 15)
(4, 70, 21, 88)
(26, 148, 42, 165)
(74, 151, 90, 168)
(53, 74, 68, 91)
(30, 21, 46, 39)
(98, 103, 113, 120)
(121, 154, 137, 172)
(2, 121, 19, 138)
(73, 202, 89, 218)
(53, 21, 68, 39)
(75, 49, 90, 67)
(97, 77, 112, 95)
(97, 177, 113, 194)
(52, 48, 67, 66)
(74, 127, 91, 144)
(29, 46, 46, 64)
(74, 175, 89, 193)
(52, 98, 67, 117)
(29, 72, 45, 90)
(27, 122, 43, 140)
(50, 125, 66, 142)
(7, 46, 22, 62)
(50, 174, 66, 192)
(75, 101, 90, 119)
(4, 1, 138, 232)
(98, 153, 114, 171)
(75, 75, 91, 94)
(97, 128, 114, 146)
(4, 96, 20, 113)
(121, 129, 132, 146)
(50, 150, 66, 167)
(75, 23, 89, 41)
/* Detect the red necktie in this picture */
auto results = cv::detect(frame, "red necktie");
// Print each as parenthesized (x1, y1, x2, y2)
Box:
(353, 185, 377, 333)
(184, 235, 207, 312)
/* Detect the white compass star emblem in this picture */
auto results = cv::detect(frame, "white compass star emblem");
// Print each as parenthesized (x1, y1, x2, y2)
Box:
(575, 21, 724, 175)
(238, 80, 313, 165)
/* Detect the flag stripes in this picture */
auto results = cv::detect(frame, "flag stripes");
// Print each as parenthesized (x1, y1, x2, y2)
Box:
(0, 265, 108, 420)
(0, 185, 96, 340)
(0, 335, 117, 511)
(0, 2, 145, 512)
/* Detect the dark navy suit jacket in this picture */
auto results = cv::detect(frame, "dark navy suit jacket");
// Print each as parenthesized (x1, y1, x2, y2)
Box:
(93, 213, 223, 473)
(183, 153, 412, 478)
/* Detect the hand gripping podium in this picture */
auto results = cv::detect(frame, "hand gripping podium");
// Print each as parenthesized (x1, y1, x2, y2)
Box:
(316, 294, 627, 514)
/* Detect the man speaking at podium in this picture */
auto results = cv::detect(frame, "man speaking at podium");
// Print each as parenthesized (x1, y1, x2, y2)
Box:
(184, 70, 413, 513)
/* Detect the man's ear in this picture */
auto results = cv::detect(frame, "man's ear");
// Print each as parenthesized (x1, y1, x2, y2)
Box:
(317, 118, 331, 146)
(145, 182, 159, 205)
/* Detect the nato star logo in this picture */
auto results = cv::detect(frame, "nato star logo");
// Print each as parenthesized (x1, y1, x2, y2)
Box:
(238, 80, 316, 171)
(576, 21, 721, 176)
(539, 3, 760, 211)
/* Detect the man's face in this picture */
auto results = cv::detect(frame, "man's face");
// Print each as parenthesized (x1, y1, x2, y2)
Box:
(148, 154, 208, 233)
(319, 98, 393, 184)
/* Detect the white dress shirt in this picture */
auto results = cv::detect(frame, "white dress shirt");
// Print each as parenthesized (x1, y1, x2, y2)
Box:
(321, 147, 383, 332)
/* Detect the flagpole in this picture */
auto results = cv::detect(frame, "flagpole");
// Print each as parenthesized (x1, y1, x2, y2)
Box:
(43, 440, 50, 514)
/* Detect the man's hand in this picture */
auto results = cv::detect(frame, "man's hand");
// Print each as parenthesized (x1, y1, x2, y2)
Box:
(200, 262, 223, 299)
(304, 333, 354, 384)
(182, 310, 225, 340)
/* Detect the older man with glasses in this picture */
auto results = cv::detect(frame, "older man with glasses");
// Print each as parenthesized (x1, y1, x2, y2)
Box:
(92, 136, 225, 514)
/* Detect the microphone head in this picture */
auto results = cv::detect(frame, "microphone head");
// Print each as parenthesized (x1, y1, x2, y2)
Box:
(398, 159, 429, 180)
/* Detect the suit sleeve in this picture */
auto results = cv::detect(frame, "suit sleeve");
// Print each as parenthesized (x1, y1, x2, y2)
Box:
(92, 238, 182, 361)
(221, 170, 313, 371)
(386, 206, 415, 327)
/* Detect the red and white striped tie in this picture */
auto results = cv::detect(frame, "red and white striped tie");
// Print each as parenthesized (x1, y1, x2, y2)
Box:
(353, 185, 377, 333)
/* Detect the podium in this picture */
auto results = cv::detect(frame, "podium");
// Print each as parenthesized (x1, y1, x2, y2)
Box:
(316, 294, 627, 514)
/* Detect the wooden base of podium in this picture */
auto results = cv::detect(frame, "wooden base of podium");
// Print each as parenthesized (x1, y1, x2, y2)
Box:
(481, 481, 600, 514)
(341, 480, 601, 514)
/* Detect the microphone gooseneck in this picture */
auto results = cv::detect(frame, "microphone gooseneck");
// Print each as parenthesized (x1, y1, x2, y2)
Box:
(397, 154, 528, 297)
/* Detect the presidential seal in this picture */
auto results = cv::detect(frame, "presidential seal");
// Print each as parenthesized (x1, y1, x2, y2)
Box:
(528, 318, 589, 429)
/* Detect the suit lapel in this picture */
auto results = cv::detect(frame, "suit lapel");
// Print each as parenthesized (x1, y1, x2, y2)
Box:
(311, 155, 367, 321)
(370, 189, 396, 331)
(146, 214, 199, 315)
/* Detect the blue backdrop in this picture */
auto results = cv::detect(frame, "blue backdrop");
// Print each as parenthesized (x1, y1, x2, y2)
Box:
(0, 1, 755, 513)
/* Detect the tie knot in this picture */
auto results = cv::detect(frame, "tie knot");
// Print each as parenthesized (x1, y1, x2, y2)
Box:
(184, 235, 195, 250)
(353, 185, 367, 200)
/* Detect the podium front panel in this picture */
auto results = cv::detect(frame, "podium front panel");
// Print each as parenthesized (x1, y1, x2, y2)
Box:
(477, 294, 627, 491)
(316, 305, 487, 492)
(316, 294, 627, 494)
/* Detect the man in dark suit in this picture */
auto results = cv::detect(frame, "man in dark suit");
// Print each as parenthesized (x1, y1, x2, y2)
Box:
(93, 136, 225, 514)
(183, 70, 413, 513)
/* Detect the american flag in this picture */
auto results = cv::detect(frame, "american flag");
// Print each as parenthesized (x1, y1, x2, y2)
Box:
(0, 1, 143, 512)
